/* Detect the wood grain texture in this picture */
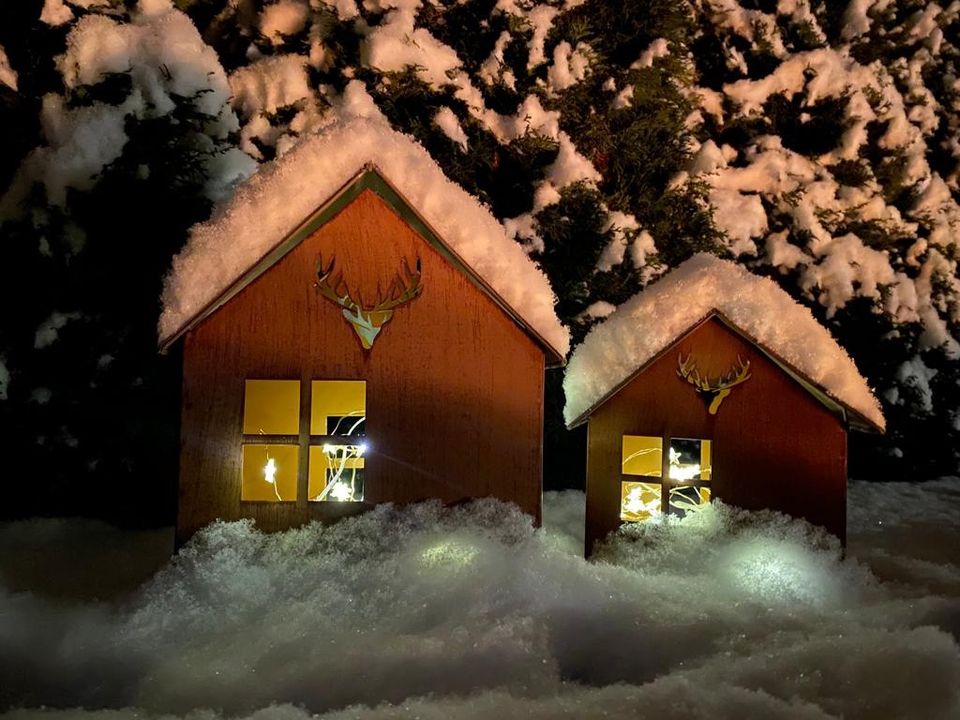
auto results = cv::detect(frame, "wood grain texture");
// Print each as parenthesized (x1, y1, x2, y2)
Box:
(585, 316, 847, 556)
(177, 189, 545, 546)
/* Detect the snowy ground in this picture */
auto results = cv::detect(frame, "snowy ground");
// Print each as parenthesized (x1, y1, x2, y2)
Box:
(1, 482, 958, 719)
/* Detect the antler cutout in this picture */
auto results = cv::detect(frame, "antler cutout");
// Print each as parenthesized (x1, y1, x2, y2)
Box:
(315, 254, 423, 350)
(677, 354, 752, 415)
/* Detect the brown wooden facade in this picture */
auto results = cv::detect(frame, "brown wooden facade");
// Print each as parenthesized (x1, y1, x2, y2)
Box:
(581, 315, 852, 556)
(174, 180, 553, 546)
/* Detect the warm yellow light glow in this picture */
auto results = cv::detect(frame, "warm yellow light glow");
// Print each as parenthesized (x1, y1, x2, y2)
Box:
(620, 481, 662, 522)
(669, 446, 702, 481)
(669, 486, 711, 515)
(263, 457, 278, 484)
(242, 380, 300, 435)
(242, 444, 298, 502)
(622, 435, 662, 477)
(668, 439, 712, 481)
(328, 481, 355, 501)
(308, 444, 365, 502)
(311, 380, 366, 435)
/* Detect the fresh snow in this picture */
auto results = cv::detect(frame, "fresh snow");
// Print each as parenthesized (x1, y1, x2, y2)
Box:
(259, 0, 310, 45)
(433, 107, 468, 151)
(563, 253, 885, 428)
(34, 311, 81, 349)
(159, 117, 570, 356)
(1, 482, 959, 718)
(1, 3, 255, 214)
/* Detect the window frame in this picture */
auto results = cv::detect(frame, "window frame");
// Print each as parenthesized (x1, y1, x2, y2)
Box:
(619, 433, 712, 521)
(240, 378, 368, 505)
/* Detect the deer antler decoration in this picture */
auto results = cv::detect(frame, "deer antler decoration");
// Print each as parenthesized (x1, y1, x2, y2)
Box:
(677, 354, 752, 415)
(315, 254, 423, 350)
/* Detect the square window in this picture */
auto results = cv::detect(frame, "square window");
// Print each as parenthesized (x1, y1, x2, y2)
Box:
(241, 444, 298, 501)
(620, 481, 661, 522)
(622, 435, 662, 477)
(243, 380, 300, 435)
(669, 485, 711, 517)
(308, 444, 366, 502)
(668, 438, 711, 481)
(311, 381, 366, 437)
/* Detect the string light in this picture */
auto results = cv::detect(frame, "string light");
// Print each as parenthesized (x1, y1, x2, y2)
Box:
(328, 481, 354, 501)
(263, 457, 277, 484)
(263, 454, 281, 501)
(622, 484, 661, 518)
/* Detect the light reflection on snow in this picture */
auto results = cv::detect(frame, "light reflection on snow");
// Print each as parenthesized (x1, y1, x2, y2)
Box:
(0, 486, 957, 720)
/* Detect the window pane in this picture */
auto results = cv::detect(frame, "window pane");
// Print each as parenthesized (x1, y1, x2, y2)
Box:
(311, 381, 366, 436)
(668, 438, 711, 481)
(620, 481, 661, 522)
(622, 435, 662, 477)
(241, 444, 298, 501)
(243, 380, 300, 435)
(669, 486, 711, 517)
(308, 444, 366, 502)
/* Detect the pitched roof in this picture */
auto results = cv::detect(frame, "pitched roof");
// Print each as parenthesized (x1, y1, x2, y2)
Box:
(563, 253, 885, 431)
(158, 118, 569, 361)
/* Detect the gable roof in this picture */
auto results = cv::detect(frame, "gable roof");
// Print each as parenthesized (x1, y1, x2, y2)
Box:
(158, 118, 569, 362)
(563, 253, 885, 432)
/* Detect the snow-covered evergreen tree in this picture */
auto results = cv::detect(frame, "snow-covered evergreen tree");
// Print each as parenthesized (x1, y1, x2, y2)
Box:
(1, 0, 958, 518)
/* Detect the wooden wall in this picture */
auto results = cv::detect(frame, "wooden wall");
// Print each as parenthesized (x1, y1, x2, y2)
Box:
(585, 317, 847, 555)
(177, 189, 545, 545)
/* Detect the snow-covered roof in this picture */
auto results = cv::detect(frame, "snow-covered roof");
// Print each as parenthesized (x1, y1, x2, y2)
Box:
(158, 118, 570, 359)
(563, 253, 885, 431)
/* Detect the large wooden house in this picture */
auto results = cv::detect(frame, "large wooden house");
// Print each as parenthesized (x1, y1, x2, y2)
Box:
(159, 119, 568, 546)
(563, 254, 884, 556)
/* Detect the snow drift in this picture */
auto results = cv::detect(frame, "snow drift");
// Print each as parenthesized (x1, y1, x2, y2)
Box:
(2, 482, 959, 720)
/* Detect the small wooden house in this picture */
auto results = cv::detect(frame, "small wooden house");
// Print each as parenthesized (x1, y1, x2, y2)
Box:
(159, 119, 568, 546)
(563, 254, 884, 556)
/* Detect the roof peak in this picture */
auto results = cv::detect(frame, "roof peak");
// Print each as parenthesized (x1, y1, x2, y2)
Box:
(158, 118, 569, 358)
(563, 253, 884, 431)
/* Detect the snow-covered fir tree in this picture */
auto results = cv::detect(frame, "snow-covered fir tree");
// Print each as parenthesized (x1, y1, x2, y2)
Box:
(1, 0, 958, 518)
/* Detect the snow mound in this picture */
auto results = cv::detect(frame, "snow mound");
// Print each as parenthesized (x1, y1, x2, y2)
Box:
(2, 488, 959, 719)
(158, 117, 569, 357)
(563, 253, 885, 429)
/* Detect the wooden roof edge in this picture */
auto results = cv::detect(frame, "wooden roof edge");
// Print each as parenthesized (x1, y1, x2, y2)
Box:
(158, 165, 567, 367)
(565, 310, 884, 434)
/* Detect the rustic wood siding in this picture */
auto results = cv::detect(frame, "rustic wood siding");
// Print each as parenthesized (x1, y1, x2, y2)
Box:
(177, 189, 544, 545)
(585, 316, 847, 555)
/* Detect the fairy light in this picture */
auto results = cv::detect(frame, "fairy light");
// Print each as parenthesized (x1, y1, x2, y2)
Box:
(263, 454, 282, 501)
(668, 446, 702, 481)
(622, 484, 661, 518)
(263, 457, 277, 484)
(329, 481, 354, 501)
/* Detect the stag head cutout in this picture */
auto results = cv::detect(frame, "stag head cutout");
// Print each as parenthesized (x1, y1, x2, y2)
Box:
(315, 254, 423, 350)
(677, 354, 752, 415)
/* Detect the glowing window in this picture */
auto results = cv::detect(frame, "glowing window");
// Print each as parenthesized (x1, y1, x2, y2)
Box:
(668, 438, 711, 481)
(241, 380, 301, 502)
(243, 379, 300, 435)
(620, 481, 661, 522)
(620, 435, 712, 522)
(308, 445, 366, 502)
(310, 380, 366, 436)
(622, 435, 662, 477)
(669, 485, 711, 517)
(309, 381, 367, 503)
(242, 444, 299, 501)
(240, 379, 368, 504)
